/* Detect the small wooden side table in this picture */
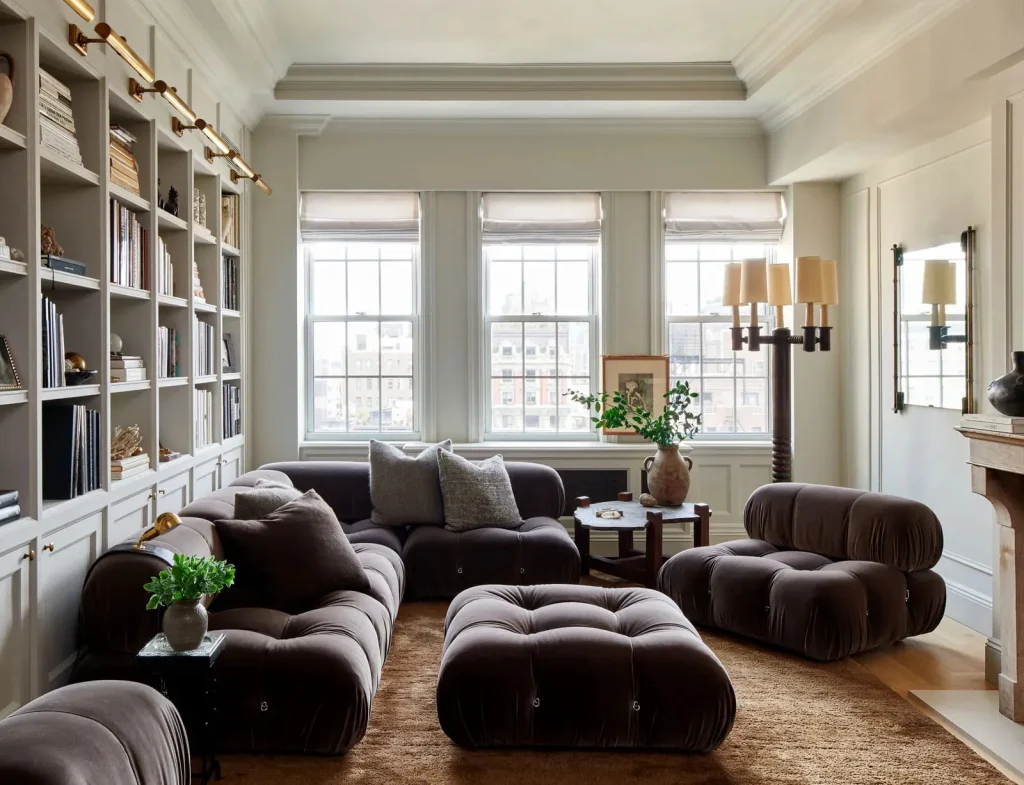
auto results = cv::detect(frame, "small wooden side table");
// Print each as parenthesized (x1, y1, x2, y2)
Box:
(573, 492, 711, 588)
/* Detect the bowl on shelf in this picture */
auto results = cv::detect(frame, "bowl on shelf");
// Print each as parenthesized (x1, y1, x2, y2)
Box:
(65, 369, 98, 386)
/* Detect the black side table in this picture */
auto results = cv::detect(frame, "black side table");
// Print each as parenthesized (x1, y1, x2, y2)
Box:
(137, 632, 226, 784)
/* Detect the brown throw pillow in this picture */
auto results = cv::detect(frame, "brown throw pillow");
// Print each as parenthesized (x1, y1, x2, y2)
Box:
(215, 490, 370, 613)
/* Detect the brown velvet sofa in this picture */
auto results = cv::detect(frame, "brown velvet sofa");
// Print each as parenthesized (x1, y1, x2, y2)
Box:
(259, 460, 581, 599)
(657, 483, 946, 661)
(77, 469, 405, 755)
(0, 680, 190, 785)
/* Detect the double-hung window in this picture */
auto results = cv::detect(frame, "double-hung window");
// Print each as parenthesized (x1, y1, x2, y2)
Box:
(482, 193, 601, 438)
(663, 192, 785, 436)
(302, 192, 420, 438)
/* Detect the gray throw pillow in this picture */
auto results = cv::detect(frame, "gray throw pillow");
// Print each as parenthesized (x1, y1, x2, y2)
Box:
(437, 452, 523, 532)
(215, 490, 370, 613)
(233, 480, 303, 520)
(369, 440, 453, 527)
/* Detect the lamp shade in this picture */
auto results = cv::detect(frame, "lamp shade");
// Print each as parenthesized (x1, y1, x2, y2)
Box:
(739, 258, 768, 303)
(722, 262, 742, 307)
(922, 260, 956, 305)
(766, 263, 792, 306)
(819, 260, 839, 305)
(795, 256, 822, 304)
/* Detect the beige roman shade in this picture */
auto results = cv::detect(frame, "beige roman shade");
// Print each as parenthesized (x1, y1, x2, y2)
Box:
(481, 192, 602, 240)
(300, 192, 420, 239)
(664, 192, 786, 242)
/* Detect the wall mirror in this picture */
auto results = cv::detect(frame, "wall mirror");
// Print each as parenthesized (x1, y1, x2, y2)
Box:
(893, 227, 975, 414)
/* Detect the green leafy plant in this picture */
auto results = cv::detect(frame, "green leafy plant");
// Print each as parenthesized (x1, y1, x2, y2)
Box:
(144, 553, 236, 610)
(568, 380, 702, 447)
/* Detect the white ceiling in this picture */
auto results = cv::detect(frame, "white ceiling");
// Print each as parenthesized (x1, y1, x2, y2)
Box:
(261, 0, 793, 65)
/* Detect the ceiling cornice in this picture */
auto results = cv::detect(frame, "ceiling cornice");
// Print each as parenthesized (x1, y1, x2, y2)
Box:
(207, 0, 291, 86)
(305, 116, 765, 136)
(258, 114, 333, 135)
(274, 63, 747, 102)
(734, 0, 865, 95)
(760, 0, 972, 131)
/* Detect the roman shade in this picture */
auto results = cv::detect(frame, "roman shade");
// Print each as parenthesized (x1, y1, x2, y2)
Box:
(300, 192, 420, 239)
(664, 192, 786, 242)
(481, 192, 601, 241)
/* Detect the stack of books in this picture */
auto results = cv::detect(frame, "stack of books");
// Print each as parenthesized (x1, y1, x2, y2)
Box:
(195, 389, 213, 449)
(42, 403, 100, 500)
(111, 452, 149, 481)
(109, 126, 140, 195)
(158, 326, 179, 378)
(157, 237, 174, 297)
(223, 384, 241, 439)
(0, 490, 20, 526)
(111, 354, 146, 383)
(39, 69, 83, 167)
(194, 316, 216, 376)
(222, 254, 240, 311)
(42, 294, 66, 388)
(110, 198, 149, 289)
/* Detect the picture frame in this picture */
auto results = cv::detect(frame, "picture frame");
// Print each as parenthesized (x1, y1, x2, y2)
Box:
(0, 335, 21, 391)
(222, 333, 236, 372)
(600, 355, 670, 435)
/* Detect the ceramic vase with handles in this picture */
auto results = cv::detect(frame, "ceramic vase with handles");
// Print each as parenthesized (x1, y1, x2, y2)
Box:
(988, 351, 1024, 416)
(643, 445, 692, 506)
(163, 599, 209, 651)
(0, 52, 14, 126)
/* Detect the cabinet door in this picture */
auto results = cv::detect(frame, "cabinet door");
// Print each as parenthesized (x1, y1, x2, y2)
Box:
(0, 542, 31, 717)
(107, 487, 156, 550)
(193, 456, 219, 499)
(220, 447, 243, 486)
(156, 470, 190, 516)
(35, 512, 102, 694)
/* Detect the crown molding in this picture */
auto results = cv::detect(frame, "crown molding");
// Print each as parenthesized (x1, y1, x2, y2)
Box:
(761, 0, 971, 131)
(307, 116, 765, 136)
(275, 62, 747, 102)
(257, 114, 332, 135)
(734, 0, 865, 95)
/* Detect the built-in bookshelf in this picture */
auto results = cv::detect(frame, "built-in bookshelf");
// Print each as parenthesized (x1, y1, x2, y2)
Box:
(0, 9, 247, 527)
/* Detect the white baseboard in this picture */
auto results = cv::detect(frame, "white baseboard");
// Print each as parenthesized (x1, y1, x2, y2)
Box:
(944, 578, 993, 637)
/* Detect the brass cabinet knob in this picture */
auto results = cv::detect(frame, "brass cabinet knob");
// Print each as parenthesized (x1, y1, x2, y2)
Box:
(22, 550, 34, 561)
(43, 543, 55, 552)
(158, 489, 166, 496)
(148, 491, 157, 500)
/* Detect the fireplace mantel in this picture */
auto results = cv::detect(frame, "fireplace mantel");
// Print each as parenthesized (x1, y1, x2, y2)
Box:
(959, 416, 1024, 722)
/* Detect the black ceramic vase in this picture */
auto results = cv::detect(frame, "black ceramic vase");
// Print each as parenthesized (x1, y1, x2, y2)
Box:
(988, 351, 1024, 416)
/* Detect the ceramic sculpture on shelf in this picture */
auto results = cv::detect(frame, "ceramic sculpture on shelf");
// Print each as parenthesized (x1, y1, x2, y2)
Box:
(110, 333, 123, 356)
(110, 425, 143, 461)
(988, 351, 1024, 416)
(0, 52, 14, 125)
(166, 186, 179, 217)
(41, 225, 63, 256)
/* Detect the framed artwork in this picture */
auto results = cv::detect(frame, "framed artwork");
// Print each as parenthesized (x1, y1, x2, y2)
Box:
(0, 336, 21, 390)
(600, 355, 669, 435)
(222, 334, 236, 372)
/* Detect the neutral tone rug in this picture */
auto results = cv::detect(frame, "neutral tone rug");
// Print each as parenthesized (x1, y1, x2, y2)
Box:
(222, 602, 1009, 785)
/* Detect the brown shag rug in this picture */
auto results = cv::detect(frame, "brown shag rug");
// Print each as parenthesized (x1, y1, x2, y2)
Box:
(221, 602, 1008, 785)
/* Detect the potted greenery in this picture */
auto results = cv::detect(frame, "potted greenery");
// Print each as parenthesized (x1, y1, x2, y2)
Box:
(144, 553, 236, 651)
(568, 380, 702, 506)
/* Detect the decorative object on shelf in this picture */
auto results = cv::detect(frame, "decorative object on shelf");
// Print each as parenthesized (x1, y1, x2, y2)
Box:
(0, 335, 21, 390)
(38, 68, 83, 168)
(193, 187, 207, 228)
(40, 225, 63, 256)
(0, 52, 14, 125)
(134, 511, 180, 550)
(166, 185, 179, 217)
(221, 194, 239, 247)
(65, 351, 86, 372)
(192, 260, 206, 302)
(0, 489, 20, 526)
(159, 445, 181, 463)
(222, 333, 236, 372)
(110, 424, 142, 460)
(10, 247, 23, 262)
(568, 373, 701, 507)
(144, 552, 235, 651)
(64, 368, 98, 386)
(988, 352, 1024, 416)
(0, 237, 11, 261)
(64, 351, 96, 386)
(110, 333, 123, 355)
(109, 125, 140, 195)
(728, 256, 837, 483)
(157, 178, 165, 210)
(639, 493, 658, 508)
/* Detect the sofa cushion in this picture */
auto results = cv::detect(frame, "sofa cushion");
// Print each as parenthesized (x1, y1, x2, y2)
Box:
(369, 439, 452, 527)
(233, 480, 303, 519)
(438, 452, 522, 532)
(215, 490, 370, 613)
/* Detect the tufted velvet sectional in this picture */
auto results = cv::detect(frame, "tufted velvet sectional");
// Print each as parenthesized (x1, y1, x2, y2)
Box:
(76, 461, 581, 756)
(657, 483, 947, 661)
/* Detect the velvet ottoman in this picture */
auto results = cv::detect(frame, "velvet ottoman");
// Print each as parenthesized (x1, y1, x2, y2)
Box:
(436, 584, 735, 751)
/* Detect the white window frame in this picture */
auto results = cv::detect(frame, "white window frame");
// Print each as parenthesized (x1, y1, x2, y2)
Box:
(481, 238, 601, 441)
(662, 239, 776, 440)
(303, 234, 423, 441)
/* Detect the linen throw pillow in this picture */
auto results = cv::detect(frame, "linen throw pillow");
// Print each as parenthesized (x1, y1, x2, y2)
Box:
(215, 490, 370, 613)
(437, 451, 523, 532)
(233, 479, 303, 520)
(369, 439, 453, 527)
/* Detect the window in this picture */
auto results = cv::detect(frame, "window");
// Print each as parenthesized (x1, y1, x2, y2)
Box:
(303, 192, 419, 437)
(483, 193, 600, 437)
(663, 193, 785, 436)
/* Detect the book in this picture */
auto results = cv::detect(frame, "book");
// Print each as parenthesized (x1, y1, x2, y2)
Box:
(0, 505, 20, 524)
(43, 404, 100, 500)
(111, 463, 149, 481)
(0, 489, 18, 509)
(42, 254, 86, 276)
(110, 357, 145, 368)
(112, 453, 149, 470)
